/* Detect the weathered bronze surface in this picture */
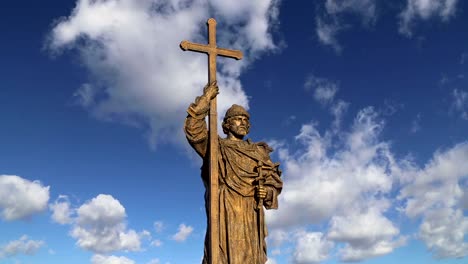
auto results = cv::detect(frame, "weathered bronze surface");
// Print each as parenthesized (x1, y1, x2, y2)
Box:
(181, 18, 282, 264)
(180, 18, 243, 263)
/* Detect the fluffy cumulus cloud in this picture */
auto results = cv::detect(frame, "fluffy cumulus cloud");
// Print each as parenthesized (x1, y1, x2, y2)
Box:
(268, 229, 289, 248)
(267, 107, 405, 261)
(0, 235, 45, 258)
(418, 208, 468, 258)
(172, 223, 194, 242)
(0, 175, 50, 221)
(49, 195, 74, 224)
(399, 0, 459, 36)
(293, 232, 334, 264)
(71, 194, 142, 253)
(47, 0, 280, 147)
(398, 142, 468, 258)
(328, 208, 408, 261)
(91, 254, 135, 264)
(266, 97, 468, 261)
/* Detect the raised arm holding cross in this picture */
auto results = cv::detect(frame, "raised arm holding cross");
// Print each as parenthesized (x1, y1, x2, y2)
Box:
(182, 18, 283, 264)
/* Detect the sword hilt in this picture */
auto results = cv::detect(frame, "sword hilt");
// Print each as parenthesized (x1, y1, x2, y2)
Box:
(256, 161, 266, 209)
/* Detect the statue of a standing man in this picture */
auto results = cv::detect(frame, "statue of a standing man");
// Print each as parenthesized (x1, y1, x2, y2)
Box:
(184, 82, 283, 263)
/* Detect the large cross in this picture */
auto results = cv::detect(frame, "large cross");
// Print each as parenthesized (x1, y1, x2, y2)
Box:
(180, 18, 243, 264)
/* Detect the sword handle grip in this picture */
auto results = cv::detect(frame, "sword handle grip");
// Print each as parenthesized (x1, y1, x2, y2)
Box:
(256, 161, 265, 210)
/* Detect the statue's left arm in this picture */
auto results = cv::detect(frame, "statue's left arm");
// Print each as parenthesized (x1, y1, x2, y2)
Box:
(263, 168, 282, 209)
(257, 142, 283, 210)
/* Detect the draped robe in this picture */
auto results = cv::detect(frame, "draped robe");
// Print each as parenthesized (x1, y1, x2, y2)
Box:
(184, 111, 283, 264)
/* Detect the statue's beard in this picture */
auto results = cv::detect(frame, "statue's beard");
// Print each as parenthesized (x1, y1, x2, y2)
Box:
(230, 126, 249, 137)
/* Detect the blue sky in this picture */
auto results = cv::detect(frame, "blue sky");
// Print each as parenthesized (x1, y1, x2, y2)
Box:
(1, 0, 468, 263)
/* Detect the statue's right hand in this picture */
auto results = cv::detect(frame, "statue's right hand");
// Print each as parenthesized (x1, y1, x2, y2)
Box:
(203, 81, 219, 100)
(190, 82, 218, 115)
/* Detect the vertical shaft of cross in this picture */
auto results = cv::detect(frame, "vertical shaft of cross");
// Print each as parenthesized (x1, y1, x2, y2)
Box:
(207, 18, 219, 264)
(208, 18, 217, 82)
(180, 18, 243, 264)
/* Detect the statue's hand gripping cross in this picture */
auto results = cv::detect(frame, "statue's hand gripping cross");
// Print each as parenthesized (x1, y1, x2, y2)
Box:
(180, 18, 243, 264)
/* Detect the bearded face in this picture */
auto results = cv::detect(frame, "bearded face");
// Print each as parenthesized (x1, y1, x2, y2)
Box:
(227, 115, 250, 138)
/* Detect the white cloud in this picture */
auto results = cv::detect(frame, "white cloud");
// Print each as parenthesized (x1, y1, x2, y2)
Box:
(0, 175, 50, 221)
(91, 254, 135, 264)
(328, 208, 408, 261)
(419, 208, 468, 258)
(266, 107, 408, 261)
(48, 194, 147, 255)
(338, 237, 407, 262)
(266, 257, 278, 264)
(293, 232, 334, 264)
(305, 74, 348, 129)
(47, 0, 280, 148)
(305, 75, 338, 105)
(271, 248, 281, 256)
(266, 103, 468, 260)
(316, 0, 377, 52)
(462, 189, 468, 210)
(268, 229, 289, 248)
(268, 107, 393, 226)
(399, 0, 459, 36)
(74, 83, 96, 107)
(140, 230, 151, 240)
(209, 0, 278, 53)
(452, 89, 468, 120)
(146, 259, 160, 264)
(316, 17, 342, 53)
(330, 99, 349, 129)
(398, 142, 468, 258)
(49, 195, 74, 225)
(316, 0, 459, 49)
(328, 208, 398, 244)
(171, 223, 193, 242)
(71, 194, 142, 253)
(0, 235, 45, 258)
(399, 142, 468, 218)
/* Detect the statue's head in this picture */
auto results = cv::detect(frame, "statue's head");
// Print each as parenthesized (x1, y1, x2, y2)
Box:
(222, 104, 250, 139)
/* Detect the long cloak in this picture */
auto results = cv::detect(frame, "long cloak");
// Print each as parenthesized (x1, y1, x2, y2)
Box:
(185, 115, 283, 264)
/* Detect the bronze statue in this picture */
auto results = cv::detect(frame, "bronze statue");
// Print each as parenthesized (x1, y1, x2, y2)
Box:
(184, 82, 283, 263)
(180, 18, 282, 263)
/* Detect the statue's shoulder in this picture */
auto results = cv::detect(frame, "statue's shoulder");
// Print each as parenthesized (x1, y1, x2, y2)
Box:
(247, 139, 273, 154)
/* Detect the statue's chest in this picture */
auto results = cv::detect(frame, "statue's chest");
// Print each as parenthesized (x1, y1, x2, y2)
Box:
(223, 145, 261, 172)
